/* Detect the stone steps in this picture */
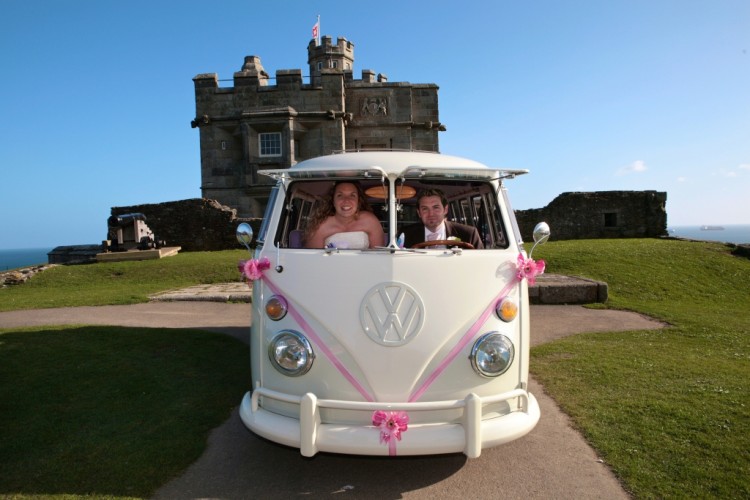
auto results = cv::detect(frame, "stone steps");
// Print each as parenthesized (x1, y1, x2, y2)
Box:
(530, 274, 608, 304)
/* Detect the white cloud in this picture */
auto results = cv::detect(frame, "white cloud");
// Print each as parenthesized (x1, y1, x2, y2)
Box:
(716, 164, 750, 178)
(677, 176, 687, 183)
(718, 167, 741, 178)
(616, 160, 648, 176)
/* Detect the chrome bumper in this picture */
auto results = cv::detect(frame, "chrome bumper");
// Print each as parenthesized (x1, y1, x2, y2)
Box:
(239, 387, 540, 458)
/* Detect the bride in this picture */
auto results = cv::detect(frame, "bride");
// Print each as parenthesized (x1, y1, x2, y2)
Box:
(304, 181, 384, 249)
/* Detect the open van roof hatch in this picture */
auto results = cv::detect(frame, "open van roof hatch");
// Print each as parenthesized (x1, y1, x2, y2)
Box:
(258, 166, 528, 182)
(258, 167, 387, 182)
(258, 152, 528, 182)
(399, 166, 528, 181)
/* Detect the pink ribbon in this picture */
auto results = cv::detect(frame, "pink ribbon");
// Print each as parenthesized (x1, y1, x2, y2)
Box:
(261, 275, 376, 403)
(409, 254, 543, 402)
(408, 279, 517, 403)
(243, 253, 544, 455)
(516, 253, 545, 286)
(240, 257, 271, 282)
(372, 410, 409, 456)
(239, 257, 375, 401)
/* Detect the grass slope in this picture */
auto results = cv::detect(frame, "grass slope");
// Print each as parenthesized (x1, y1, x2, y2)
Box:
(531, 239, 749, 498)
(0, 250, 247, 311)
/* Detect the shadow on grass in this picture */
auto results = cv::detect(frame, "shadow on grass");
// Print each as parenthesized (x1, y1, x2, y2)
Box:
(0, 325, 249, 498)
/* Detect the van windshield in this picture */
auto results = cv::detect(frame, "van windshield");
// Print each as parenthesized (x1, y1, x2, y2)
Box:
(272, 176, 510, 250)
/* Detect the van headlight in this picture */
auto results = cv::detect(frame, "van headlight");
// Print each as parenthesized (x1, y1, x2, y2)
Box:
(470, 332, 515, 377)
(268, 330, 314, 376)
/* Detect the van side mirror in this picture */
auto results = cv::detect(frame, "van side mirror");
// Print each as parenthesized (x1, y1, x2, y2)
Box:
(236, 223, 254, 252)
(530, 222, 550, 258)
(533, 222, 550, 245)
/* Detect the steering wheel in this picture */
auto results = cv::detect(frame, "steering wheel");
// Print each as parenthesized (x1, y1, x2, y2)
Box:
(411, 239, 475, 250)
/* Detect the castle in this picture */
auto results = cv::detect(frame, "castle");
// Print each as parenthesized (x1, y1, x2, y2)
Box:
(51, 36, 670, 265)
(189, 35, 666, 243)
(192, 36, 443, 218)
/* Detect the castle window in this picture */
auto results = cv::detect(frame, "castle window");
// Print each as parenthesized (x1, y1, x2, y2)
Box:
(603, 212, 618, 227)
(317, 62, 323, 71)
(259, 132, 282, 157)
(331, 60, 338, 69)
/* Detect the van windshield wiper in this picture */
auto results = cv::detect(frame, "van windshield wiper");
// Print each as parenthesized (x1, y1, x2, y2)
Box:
(371, 246, 426, 254)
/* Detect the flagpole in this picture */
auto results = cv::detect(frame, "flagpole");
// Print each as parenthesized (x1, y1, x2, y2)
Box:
(317, 14, 321, 46)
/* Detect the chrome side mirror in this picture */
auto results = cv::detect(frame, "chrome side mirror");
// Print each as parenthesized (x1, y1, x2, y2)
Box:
(236, 223, 254, 252)
(529, 222, 550, 259)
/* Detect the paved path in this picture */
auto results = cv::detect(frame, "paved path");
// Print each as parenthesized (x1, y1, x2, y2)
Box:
(0, 301, 665, 499)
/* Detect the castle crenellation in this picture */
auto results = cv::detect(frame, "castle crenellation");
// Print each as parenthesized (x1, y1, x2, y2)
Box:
(192, 35, 442, 218)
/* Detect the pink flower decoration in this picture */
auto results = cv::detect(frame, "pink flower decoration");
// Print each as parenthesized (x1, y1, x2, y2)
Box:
(516, 253, 546, 286)
(240, 257, 271, 282)
(372, 410, 409, 455)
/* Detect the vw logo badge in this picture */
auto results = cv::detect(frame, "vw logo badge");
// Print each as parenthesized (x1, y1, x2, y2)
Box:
(360, 282, 424, 346)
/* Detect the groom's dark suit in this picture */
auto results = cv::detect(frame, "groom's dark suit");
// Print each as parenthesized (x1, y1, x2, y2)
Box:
(402, 220, 484, 249)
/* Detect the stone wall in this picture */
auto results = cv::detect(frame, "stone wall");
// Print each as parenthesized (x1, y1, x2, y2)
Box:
(111, 198, 261, 252)
(515, 190, 668, 241)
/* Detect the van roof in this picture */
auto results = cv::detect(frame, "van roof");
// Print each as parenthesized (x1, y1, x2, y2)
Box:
(259, 151, 528, 181)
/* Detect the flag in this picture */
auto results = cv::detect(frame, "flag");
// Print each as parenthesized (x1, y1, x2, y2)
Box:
(312, 16, 320, 45)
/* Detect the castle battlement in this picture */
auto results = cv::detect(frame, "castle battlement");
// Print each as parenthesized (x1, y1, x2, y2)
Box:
(192, 36, 442, 217)
(307, 36, 354, 61)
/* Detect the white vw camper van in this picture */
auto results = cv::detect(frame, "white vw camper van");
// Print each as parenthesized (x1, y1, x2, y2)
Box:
(235, 151, 549, 458)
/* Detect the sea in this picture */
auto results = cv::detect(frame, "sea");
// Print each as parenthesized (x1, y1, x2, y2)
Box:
(668, 224, 750, 245)
(0, 247, 55, 271)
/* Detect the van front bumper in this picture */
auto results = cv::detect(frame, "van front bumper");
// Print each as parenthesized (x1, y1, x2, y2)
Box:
(238, 387, 540, 458)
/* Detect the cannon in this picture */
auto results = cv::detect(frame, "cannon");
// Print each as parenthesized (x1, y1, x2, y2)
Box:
(105, 213, 164, 252)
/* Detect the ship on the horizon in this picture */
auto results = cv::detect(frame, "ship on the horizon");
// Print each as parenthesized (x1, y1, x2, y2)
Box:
(700, 225, 725, 231)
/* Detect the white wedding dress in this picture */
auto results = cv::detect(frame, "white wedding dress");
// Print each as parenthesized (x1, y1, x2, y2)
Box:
(324, 231, 370, 249)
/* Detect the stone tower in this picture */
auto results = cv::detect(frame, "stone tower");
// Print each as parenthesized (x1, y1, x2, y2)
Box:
(192, 36, 445, 217)
(308, 37, 354, 86)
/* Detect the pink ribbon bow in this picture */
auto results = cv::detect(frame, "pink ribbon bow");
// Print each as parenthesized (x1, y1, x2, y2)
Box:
(516, 253, 546, 286)
(372, 410, 409, 456)
(240, 257, 271, 282)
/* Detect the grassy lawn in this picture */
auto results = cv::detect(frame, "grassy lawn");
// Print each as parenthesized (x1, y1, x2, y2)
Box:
(530, 239, 750, 498)
(1, 249, 251, 498)
(0, 250, 247, 312)
(0, 240, 747, 498)
(0, 325, 249, 499)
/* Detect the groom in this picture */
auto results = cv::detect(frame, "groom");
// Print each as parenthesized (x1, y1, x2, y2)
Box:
(401, 188, 484, 249)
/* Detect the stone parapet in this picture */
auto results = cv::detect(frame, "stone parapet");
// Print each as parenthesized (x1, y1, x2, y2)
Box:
(111, 199, 261, 252)
(48, 245, 101, 264)
(516, 190, 667, 241)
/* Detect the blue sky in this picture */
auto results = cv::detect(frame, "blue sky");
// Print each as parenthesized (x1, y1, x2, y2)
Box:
(1, 0, 748, 249)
